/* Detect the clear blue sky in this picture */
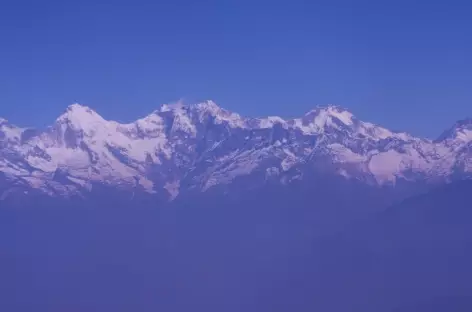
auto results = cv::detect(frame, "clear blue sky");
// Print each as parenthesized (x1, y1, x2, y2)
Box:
(1, 0, 471, 138)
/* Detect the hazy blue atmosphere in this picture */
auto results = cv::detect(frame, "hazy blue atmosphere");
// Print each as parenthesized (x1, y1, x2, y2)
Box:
(2, 1, 472, 311)
(1, 0, 471, 137)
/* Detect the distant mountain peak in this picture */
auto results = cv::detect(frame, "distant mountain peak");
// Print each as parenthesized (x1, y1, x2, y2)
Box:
(0, 117, 23, 144)
(312, 104, 349, 111)
(0, 117, 22, 132)
(56, 103, 106, 128)
(157, 101, 186, 113)
(158, 100, 223, 114)
(293, 104, 357, 135)
(64, 103, 97, 114)
(153, 100, 246, 130)
(435, 118, 472, 143)
(194, 100, 221, 111)
(303, 105, 354, 126)
(453, 118, 472, 129)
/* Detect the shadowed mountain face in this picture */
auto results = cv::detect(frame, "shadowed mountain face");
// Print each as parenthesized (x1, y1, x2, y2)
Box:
(1, 180, 472, 312)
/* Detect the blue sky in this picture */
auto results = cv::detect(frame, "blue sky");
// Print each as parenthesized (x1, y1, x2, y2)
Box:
(1, 0, 471, 138)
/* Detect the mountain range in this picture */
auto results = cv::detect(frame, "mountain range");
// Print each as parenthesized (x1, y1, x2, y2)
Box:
(2, 102, 472, 311)
(1, 101, 472, 203)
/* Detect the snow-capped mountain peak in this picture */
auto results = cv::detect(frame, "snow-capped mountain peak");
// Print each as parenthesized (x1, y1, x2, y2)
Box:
(0, 118, 23, 144)
(304, 105, 354, 124)
(290, 105, 409, 142)
(56, 104, 105, 127)
(157, 100, 222, 115)
(155, 100, 247, 130)
(194, 100, 222, 113)
(52, 103, 116, 146)
(157, 101, 186, 113)
(436, 118, 472, 143)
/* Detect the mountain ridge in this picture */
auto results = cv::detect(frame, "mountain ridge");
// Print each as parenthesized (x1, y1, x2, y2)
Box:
(1, 101, 471, 201)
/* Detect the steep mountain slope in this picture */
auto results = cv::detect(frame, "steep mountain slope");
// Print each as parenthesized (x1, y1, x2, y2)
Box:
(0, 101, 471, 201)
